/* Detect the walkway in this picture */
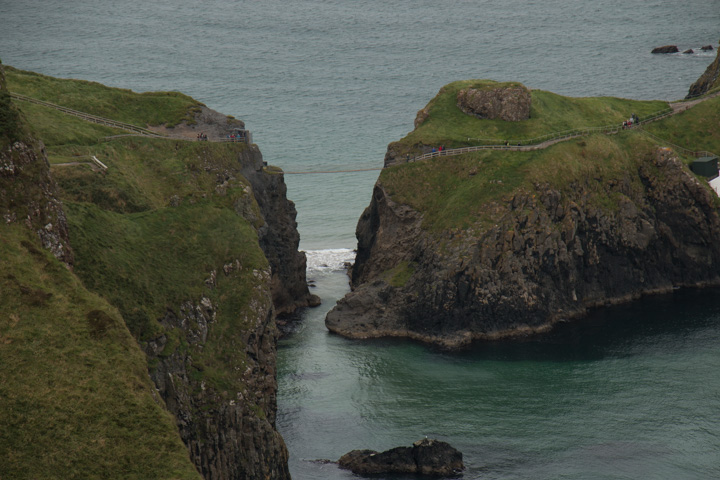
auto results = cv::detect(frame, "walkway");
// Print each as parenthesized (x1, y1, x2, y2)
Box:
(9, 92, 165, 137)
(11, 88, 719, 175)
(392, 89, 720, 166)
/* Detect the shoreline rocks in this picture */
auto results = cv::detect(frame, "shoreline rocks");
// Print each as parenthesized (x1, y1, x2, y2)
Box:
(338, 438, 464, 477)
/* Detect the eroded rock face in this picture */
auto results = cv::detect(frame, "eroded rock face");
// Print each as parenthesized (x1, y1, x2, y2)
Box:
(457, 84, 531, 122)
(338, 438, 464, 477)
(0, 140, 74, 267)
(687, 46, 720, 98)
(239, 147, 321, 314)
(146, 269, 291, 480)
(327, 148, 720, 349)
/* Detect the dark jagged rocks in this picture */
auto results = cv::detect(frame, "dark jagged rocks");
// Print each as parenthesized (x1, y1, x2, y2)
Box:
(239, 148, 321, 315)
(338, 438, 464, 477)
(145, 285, 290, 480)
(327, 148, 720, 349)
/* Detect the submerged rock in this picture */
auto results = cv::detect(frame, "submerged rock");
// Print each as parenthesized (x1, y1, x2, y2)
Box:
(338, 438, 464, 476)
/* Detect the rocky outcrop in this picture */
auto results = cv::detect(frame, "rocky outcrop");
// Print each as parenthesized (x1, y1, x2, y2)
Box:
(0, 64, 73, 267)
(239, 148, 320, 315)
(687, 45, 720, 98)
(651, 45, 679, 54)
(0, 141, 74, 267)
(457, 84, 532, 122)
(327, 148, 720, 349)
(338, 438, 464, 476)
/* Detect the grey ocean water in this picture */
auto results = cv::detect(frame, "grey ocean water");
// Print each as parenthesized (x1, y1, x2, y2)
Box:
(2, 1, 720, 478)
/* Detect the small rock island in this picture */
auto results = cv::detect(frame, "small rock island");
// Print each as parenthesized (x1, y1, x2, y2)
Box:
(339, 438, 464, 477)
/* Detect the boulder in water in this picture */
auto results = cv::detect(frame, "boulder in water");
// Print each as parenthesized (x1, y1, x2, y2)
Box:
(683, 49, 695, 54)
(651, 45, 679, 54)
(338, 438, 464, 476)
(701, 45, 714, 51)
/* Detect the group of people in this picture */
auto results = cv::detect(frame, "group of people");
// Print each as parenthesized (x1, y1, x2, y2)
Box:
(623, 113, 640, 129)
(226, 133, 245, 142)
(196, 132, 209, 141)
(431, 145, 446, 153)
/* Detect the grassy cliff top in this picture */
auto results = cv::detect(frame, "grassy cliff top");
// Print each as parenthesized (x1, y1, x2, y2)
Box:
(395, 79, 670, 155)
(382, 84, 720, 233)
(2, 66, 275, 473)
(5, 66, 202, 128)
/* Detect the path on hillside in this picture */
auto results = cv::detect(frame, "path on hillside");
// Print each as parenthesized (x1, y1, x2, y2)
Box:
(9, 92, 166, 138)
(397, 89, 720, 166)
(11, 89, 719, 175)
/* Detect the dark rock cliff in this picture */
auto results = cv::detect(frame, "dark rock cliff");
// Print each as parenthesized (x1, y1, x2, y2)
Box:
(327, 148, 720, 348)
(145, 273, 290, 479)
(687, 44, 720, 98)
(240, 150, 320, 315)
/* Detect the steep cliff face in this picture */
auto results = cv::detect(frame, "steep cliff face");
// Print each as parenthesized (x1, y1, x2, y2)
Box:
(240, 150, 320, 315)
(1, 63, 203, 479)
(327, 146, 720, 349)
(145, 270, 290, 479)
(687, 45, 720, 98)
(0, 139, 74, 267)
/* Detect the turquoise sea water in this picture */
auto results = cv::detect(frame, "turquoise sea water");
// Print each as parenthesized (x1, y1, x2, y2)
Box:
(2, 1, 720, 478)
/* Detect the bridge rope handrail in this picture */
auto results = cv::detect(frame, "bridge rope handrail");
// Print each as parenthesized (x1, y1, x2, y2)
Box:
(10, 92, 167, 137)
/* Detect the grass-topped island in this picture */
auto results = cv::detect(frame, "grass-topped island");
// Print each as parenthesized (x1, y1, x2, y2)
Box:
(327, 77, 720, 349)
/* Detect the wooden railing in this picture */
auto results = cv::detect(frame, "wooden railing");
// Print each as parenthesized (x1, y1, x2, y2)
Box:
(9, 92, 165, 137)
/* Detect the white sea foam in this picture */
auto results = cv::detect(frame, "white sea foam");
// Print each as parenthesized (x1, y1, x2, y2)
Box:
(305, 248, 355, 273)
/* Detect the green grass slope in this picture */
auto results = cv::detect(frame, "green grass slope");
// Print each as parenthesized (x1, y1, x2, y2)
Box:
(381, 80, 715, 233)
(5, 66, 202, 128)
(394, 79, 669, 155)
(0, 226, 201, 480)
(645, 95, 720, 155)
